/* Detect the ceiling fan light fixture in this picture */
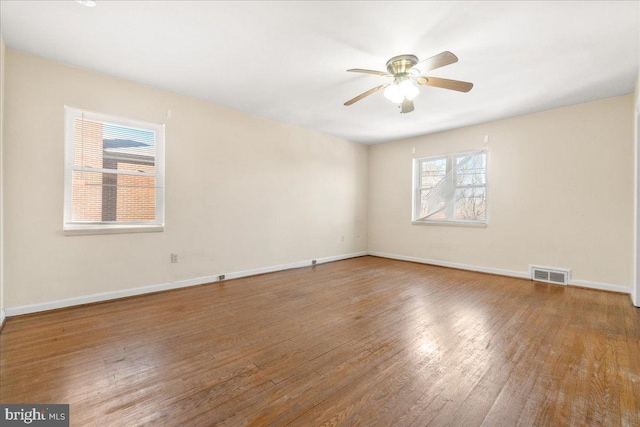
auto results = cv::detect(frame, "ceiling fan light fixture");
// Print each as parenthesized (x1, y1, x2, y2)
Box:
(384, 84, 404, 103)
(399, 80, 419, 101)
(344, 51, 471, 110)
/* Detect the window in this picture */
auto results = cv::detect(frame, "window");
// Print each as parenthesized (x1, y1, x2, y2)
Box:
(413, 150, 487, 225)
(64, 107, 165, 234)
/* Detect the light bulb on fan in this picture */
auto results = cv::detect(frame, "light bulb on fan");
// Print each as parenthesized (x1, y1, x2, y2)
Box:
(399, 80, 419, 101)
(384, 79, 419, 104)
(383, 84, 404, 103)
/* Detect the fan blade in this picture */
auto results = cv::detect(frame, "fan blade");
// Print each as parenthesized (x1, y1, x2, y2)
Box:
(416, 51, 458, 72)
(417, 76, 473, 92)
(347, 68, 392, 77)
(401, 98, 414, 114)
(344, 84, 389, 106)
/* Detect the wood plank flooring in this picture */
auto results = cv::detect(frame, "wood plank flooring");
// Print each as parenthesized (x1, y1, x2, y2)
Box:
(1, 256, 639, 426)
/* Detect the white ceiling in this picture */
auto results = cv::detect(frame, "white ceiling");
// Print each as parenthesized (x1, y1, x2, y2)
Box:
(1, 1, 639, 144)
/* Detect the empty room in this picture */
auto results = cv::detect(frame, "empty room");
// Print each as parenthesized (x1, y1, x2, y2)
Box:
(0, 1, 639, 426)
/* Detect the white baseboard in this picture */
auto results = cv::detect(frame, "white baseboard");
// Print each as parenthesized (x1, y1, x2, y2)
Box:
(369, 251, 631, 294)
(4, 251, 368, 317)
(0, 309, 5, 329)
(5, 276, 219, 317)
(368, 251, 530, 279)
(569, 279, 630, 294)
(223, 251, 368, 281)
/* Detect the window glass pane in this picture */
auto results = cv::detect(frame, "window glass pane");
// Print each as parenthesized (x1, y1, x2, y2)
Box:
(456, 153, 486, 167)
(73, 119, 104, 170)
(74, 118, 155, 174)
(71, 170, 156, 222)
(71, 170, 104, 222)
(421, 158, 446, 188)
(414, 152, 487, 223)
(420, 189, 447, 220)
(457, 172, 486, 186)
(115, 172, 156, 222)
(456, 153, 486, 186)
(65, 108, 164, 231)
(454, 187, 486, 221)
(116, 160, 156, 175)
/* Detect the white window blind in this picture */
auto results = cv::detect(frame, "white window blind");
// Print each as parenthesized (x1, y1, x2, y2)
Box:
(64, 107, 165, 234)
(413, 150, 487, 225)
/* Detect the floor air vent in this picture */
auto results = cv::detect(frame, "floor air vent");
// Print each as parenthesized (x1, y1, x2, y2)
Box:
(530, 265, 570, 285)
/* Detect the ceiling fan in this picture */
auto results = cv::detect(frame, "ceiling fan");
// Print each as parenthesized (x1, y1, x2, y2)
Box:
(344, 51, 473, 114)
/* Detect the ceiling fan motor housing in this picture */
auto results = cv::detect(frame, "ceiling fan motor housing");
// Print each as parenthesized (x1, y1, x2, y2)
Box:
(386, 55, 418, 76)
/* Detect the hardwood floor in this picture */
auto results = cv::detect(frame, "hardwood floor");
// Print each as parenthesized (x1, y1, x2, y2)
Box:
(1, 256, 639, 426)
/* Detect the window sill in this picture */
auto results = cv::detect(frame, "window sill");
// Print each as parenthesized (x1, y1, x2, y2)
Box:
(64, 224, 164, 236)
(412, 220, 487, 228)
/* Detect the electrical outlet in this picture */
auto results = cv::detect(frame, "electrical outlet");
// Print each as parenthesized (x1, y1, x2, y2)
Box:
(170, 253, 178, 263)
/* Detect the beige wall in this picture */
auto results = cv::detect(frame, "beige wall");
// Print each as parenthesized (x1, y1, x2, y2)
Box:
(635, 72, 640, 108)
(634, 71, 640, 305)
(3, 50, 368, 308)
(369, 95, 634, 289)
(0, 37, 5, 320)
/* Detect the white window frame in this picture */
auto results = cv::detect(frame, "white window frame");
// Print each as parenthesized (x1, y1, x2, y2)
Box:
(412, 150, 488, 227)
(63, 107, 165, 235)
